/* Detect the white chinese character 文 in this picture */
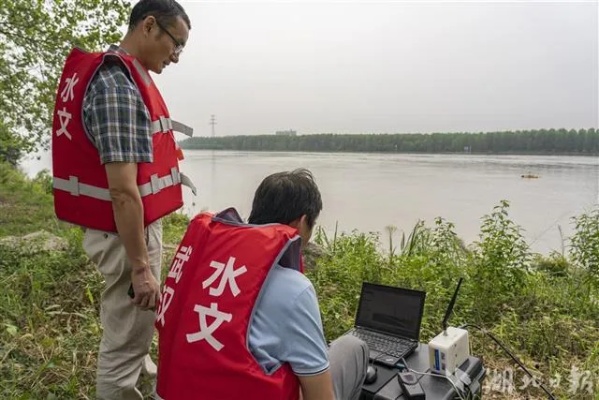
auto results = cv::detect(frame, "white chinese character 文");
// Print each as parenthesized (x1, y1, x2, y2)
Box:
(202, 256, 247, 297)
(56, 107, 72, 140)
(186, 302, 232, 351)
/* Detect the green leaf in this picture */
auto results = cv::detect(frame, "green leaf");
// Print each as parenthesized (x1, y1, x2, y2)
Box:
(5, 323, 18, 336)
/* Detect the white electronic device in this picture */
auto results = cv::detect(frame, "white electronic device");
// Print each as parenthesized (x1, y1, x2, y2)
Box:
(428, 278, 470, 376)
(428, 326, 470, 376)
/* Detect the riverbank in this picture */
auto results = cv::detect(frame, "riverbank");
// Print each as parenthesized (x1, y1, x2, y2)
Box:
(1, 162, 598, 399)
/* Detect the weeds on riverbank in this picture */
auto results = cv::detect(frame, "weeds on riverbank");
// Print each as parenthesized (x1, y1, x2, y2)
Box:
(310, 201, 599, 400)
(1, 162, 598, 399)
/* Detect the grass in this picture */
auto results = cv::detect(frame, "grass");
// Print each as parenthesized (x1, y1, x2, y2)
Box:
(1, 161, 598, 399)
(0, 166, 64, 236)
(308, 211, 599, 400)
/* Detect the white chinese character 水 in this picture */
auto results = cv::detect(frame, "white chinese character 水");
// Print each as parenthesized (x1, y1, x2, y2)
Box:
(156, 285, 175, 327)
(60, 72, 79, 103)
(186, 302, 232, 351)
(56, 107, 72, 140)
(202, 256, 247, 297)
(168, 245, 193, 283)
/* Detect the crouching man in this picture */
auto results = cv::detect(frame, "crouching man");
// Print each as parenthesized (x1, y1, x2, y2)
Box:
(155, 168, 368, 399)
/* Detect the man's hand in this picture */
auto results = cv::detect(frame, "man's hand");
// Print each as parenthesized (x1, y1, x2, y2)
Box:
(130, 265, 161, 310)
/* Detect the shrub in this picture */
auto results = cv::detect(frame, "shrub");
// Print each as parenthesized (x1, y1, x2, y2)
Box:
(468, 200, 531, 323)
(569, 207, 599, 284)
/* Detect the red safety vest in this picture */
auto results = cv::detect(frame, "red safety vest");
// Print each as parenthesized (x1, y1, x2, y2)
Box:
(51, 47, 195, 233)
(155, 208, 302, 400)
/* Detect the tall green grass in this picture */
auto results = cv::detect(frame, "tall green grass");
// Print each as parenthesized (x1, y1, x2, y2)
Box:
(309, 201, 599, 400)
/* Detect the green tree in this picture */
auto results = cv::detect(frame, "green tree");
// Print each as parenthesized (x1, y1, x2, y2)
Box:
(0, 120, 24, 166)
(0, 0, 130, 163)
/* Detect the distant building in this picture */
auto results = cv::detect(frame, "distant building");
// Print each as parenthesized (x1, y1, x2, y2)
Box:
(275, 129, 297, 136)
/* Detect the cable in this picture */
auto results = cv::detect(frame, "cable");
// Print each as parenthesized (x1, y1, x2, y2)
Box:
(401, 357, 468, 400)
(370, 351, 386, 369)
(459, 323, 556, 400)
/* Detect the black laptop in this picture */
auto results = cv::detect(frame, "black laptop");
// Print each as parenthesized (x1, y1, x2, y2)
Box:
(348, 282, 426, 367)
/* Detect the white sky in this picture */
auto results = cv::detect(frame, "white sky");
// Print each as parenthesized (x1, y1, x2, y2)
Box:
(146, 1, 598, 138)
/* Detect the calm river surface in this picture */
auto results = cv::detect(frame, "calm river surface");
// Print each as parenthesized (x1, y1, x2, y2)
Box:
(22, 151, 598, 254)
(178, 151, 598, 255)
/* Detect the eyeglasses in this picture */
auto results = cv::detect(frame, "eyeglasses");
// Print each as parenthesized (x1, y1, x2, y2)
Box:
(155, 19, 184, 56)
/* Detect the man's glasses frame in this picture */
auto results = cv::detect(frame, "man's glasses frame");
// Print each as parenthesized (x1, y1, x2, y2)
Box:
(155, 19, 184, 56)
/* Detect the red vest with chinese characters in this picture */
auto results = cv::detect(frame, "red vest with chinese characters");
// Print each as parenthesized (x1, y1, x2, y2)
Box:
(51, 47, 194, 233)
(155, 208, 302, 400)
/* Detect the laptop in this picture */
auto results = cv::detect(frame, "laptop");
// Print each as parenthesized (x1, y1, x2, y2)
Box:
(347, 282, 426, 367)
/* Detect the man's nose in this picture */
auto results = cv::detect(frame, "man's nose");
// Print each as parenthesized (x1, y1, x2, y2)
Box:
(170, 53, 180, 64)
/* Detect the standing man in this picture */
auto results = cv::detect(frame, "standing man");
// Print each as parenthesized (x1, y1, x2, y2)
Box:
(51, 1, 193, 399)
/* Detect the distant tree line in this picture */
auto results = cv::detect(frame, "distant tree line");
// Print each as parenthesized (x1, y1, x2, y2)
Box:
(179, 128, 599, 155)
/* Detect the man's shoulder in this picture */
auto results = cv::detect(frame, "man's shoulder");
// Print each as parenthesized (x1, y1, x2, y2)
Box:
(254, 265, 321, 338)
(265, 265, 314, 300)
(87, 56, 137, 96)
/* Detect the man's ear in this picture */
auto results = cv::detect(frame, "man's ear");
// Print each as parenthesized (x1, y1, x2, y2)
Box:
(299, 215, 308, 228)
(288, 215, 307, 230)
(142, 15, 155, 34)
(288, 218, 301, 230)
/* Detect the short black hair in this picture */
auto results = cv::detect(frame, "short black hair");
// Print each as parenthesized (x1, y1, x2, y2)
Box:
(129, 0, 191, 31)
(248, 169, 323, 229)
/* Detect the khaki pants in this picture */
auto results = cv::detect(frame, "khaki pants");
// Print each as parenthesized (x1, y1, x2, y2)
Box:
(83, 220, 163, 400)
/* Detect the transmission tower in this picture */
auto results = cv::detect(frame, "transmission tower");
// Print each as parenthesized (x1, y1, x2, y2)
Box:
(210, 114, 217, 137)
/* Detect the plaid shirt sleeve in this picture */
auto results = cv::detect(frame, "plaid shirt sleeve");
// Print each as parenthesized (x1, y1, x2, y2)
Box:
(84, 66, 153, 165)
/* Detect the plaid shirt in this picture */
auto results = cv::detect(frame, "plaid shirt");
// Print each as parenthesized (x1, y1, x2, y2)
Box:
(83, 45, 153, 164)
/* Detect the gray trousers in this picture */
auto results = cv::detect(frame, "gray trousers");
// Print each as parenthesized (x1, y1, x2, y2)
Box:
(328, 335, 369, 400)
(83, 220, 163, 400)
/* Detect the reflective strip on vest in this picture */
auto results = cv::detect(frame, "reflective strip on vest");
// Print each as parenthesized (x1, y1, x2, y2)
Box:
(151, 117, 194, 137)
(132, 58, 151, 86)
(52, 176, 112, 201)
(53, 169, 197, 200)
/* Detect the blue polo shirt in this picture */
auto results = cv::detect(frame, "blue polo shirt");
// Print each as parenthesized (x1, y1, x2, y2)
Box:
(248, 265, 330, 376)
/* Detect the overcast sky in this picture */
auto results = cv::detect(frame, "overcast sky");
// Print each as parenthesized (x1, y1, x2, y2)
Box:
(149, 1, 598, 138)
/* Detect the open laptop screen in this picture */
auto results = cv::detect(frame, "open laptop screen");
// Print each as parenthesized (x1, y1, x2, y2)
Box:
(355, 282, 426, 341)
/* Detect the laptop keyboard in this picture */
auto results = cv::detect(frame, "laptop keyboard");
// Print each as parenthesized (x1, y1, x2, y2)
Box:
(350, 329, 413, 358)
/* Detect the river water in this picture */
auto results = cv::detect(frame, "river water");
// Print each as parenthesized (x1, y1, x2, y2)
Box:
(177, 151, 598, 255)
(22, 150, 598, 254)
